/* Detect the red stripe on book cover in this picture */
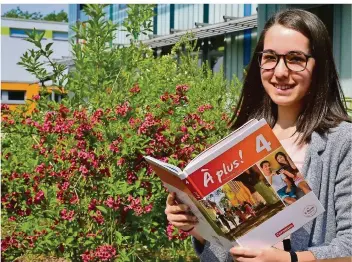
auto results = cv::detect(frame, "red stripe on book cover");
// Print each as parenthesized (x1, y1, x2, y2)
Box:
(275, 223, 294, 237)
(183, 178, 202, 200)
(187, 124, 281, 198)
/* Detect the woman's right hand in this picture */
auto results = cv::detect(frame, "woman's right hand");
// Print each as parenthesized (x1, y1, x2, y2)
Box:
(165, 192, 199, 231)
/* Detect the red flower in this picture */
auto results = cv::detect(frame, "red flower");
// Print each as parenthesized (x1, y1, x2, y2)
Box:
(88, 199, 99, 211)
(130, 84, 141, 94)
(105, 196, 121, 210)
(92, 210, 104, 224)
(81, 250, 95, 262)
(34, 190, 45, 204)
(1, 104, 10, 111)
(197, 104, 213, 113)
(32, 94, 40, 101)
(95, 244, 116, 261)
(60, 209, 75, 221)
(115, 101, 131, 117)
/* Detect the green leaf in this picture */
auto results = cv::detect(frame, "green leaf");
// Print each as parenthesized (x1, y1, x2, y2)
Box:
(96, 205, 108, 214)
(65, 237, 74, 245)
(45, 42, 54, 51)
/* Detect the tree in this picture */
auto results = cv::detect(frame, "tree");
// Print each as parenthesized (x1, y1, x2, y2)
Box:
(2, 6, 43, 20)
(2, 6, 68, 22)
(43, 10, 68, 22)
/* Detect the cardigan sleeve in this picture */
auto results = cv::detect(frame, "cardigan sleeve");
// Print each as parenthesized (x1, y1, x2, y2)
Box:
(308, 136, 352, 258)
(192, 237, 233, 262)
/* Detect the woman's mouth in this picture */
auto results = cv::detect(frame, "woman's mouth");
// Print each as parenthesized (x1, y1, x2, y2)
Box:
(275, 84, 294, 90)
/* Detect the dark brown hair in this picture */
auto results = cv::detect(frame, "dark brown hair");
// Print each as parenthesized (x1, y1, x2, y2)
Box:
(260, 160, 270, 168)
(230, 9, 350, 144)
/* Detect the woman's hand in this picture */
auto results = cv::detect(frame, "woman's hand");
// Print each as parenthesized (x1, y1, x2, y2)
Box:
(164, 192, 198, 231)
(230, 246, 290, 262)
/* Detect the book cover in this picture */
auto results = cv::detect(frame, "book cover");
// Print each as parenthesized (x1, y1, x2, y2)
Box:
(145, 118, 325, 250)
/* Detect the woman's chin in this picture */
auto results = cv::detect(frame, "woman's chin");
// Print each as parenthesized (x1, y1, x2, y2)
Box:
(271, 97, 301, 108)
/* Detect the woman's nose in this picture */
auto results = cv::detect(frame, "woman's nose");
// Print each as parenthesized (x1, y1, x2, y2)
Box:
(274, 57, 289, 78)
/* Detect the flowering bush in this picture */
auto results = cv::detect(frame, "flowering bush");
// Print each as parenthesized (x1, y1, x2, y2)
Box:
(1, 4, 241, 261)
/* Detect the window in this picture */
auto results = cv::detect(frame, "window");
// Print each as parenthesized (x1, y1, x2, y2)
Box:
(1, 90, 26, 104)
(47, 92, 65, 103)
(53, 31, 68, 41)
(9, 28, 28, 38)
(10, 28, 45, 38)
(119, 4, 127, 10)
(79, 4, 88, 11)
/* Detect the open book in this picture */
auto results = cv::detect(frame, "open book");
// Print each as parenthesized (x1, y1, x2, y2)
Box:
(145, 118, 324, 250)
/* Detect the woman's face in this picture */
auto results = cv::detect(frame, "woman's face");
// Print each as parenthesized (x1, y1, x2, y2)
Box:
(260, 24, 316, 109)
(276, 154, 287, 165)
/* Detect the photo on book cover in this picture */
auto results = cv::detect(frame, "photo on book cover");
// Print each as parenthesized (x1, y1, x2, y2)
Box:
(256, 146, 312, 206)
(192, 164, 287, 241)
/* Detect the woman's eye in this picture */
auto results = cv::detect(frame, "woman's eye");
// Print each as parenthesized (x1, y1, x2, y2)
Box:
(263, 54, 277, 61)
(287, 54, 305, 63)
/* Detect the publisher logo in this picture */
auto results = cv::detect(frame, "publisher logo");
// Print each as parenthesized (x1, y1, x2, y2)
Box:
(303, 205, 317, 217)
(275, 223, 294, 237)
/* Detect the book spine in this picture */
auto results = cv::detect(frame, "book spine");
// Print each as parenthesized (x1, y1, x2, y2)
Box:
(182, 176, 203, 200)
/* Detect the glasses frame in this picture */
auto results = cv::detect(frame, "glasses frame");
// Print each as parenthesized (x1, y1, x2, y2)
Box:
(257, 50, 313, 72)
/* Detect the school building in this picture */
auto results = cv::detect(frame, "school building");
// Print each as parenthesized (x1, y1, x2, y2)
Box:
(1, 17, 69, 111)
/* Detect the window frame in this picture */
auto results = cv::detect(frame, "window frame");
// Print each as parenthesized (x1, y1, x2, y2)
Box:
(9, 28, 46, 39)
(1, 90, 26, 104)
(53, 31, 69, 41)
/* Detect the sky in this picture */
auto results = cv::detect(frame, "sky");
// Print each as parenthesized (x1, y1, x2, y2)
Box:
(1, 4, 68, 16)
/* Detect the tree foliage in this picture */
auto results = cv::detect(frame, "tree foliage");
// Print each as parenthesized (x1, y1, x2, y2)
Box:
(1, 4, 242, 261)
(2, 6, 68, 22)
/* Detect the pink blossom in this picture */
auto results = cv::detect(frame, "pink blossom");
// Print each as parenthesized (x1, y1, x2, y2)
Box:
(32, 94, 40, 101)
(115, 101, 131, 117)
(60, 209, 75, 221)
(117, 158, 125, 166)
(81, 250, 94, 262)
(95, 244, 116, 261)
(105, 196, 121, 210)
(130, 84, 141, 94)
(34, 190, 45, 204)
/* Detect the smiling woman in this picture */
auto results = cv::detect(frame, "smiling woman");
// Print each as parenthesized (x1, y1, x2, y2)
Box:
(164, 8, 351, 262)
(260, 24, 316, 110)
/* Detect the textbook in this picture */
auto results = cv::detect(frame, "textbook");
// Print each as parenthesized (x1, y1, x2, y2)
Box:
(145, 118, 324, 250)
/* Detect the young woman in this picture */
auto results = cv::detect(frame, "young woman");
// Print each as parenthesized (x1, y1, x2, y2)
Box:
(165, 8, 351, 261)
(275, 151, 312, 195)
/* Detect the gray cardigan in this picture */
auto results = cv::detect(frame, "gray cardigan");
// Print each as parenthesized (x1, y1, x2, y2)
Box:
(193, 121, 352, 261)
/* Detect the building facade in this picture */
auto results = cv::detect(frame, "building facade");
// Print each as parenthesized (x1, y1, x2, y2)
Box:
(68, 4, 351, 97)
(1, 17, 69, 110)
(69, 4, 258, 81)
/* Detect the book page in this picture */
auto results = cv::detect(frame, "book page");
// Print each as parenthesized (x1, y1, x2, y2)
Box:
(144, 156, 183, 177)
(164, 183, 238, 250)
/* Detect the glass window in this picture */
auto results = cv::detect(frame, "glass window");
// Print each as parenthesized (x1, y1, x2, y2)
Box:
(9, 28, 28, 38)
(53, 31, 68, 41)
(1, 90, 26, 104)
(119, 4, 127, 10)
(10, 28, 45, 38)
(79, 4, 87, 11)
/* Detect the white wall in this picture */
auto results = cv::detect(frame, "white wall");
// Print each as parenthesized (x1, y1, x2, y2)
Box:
(1, 18, 69, 83)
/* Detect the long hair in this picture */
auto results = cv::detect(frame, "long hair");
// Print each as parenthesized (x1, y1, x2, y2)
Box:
(229, 9, 350, 144)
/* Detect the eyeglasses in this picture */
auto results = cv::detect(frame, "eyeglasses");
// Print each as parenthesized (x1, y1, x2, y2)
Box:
(257, 50, 313, 72)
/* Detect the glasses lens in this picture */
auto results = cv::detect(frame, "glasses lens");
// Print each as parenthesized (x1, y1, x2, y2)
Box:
(259, 52, 278, 70)
(286, 52, 307, 71)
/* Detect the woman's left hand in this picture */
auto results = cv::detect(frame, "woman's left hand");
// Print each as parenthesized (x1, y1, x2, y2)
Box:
(230, 246, 290, 262)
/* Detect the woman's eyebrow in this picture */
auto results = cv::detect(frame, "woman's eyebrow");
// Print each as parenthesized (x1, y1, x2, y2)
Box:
(262, 49, 276, 53)
(262, 49, 308, 54)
